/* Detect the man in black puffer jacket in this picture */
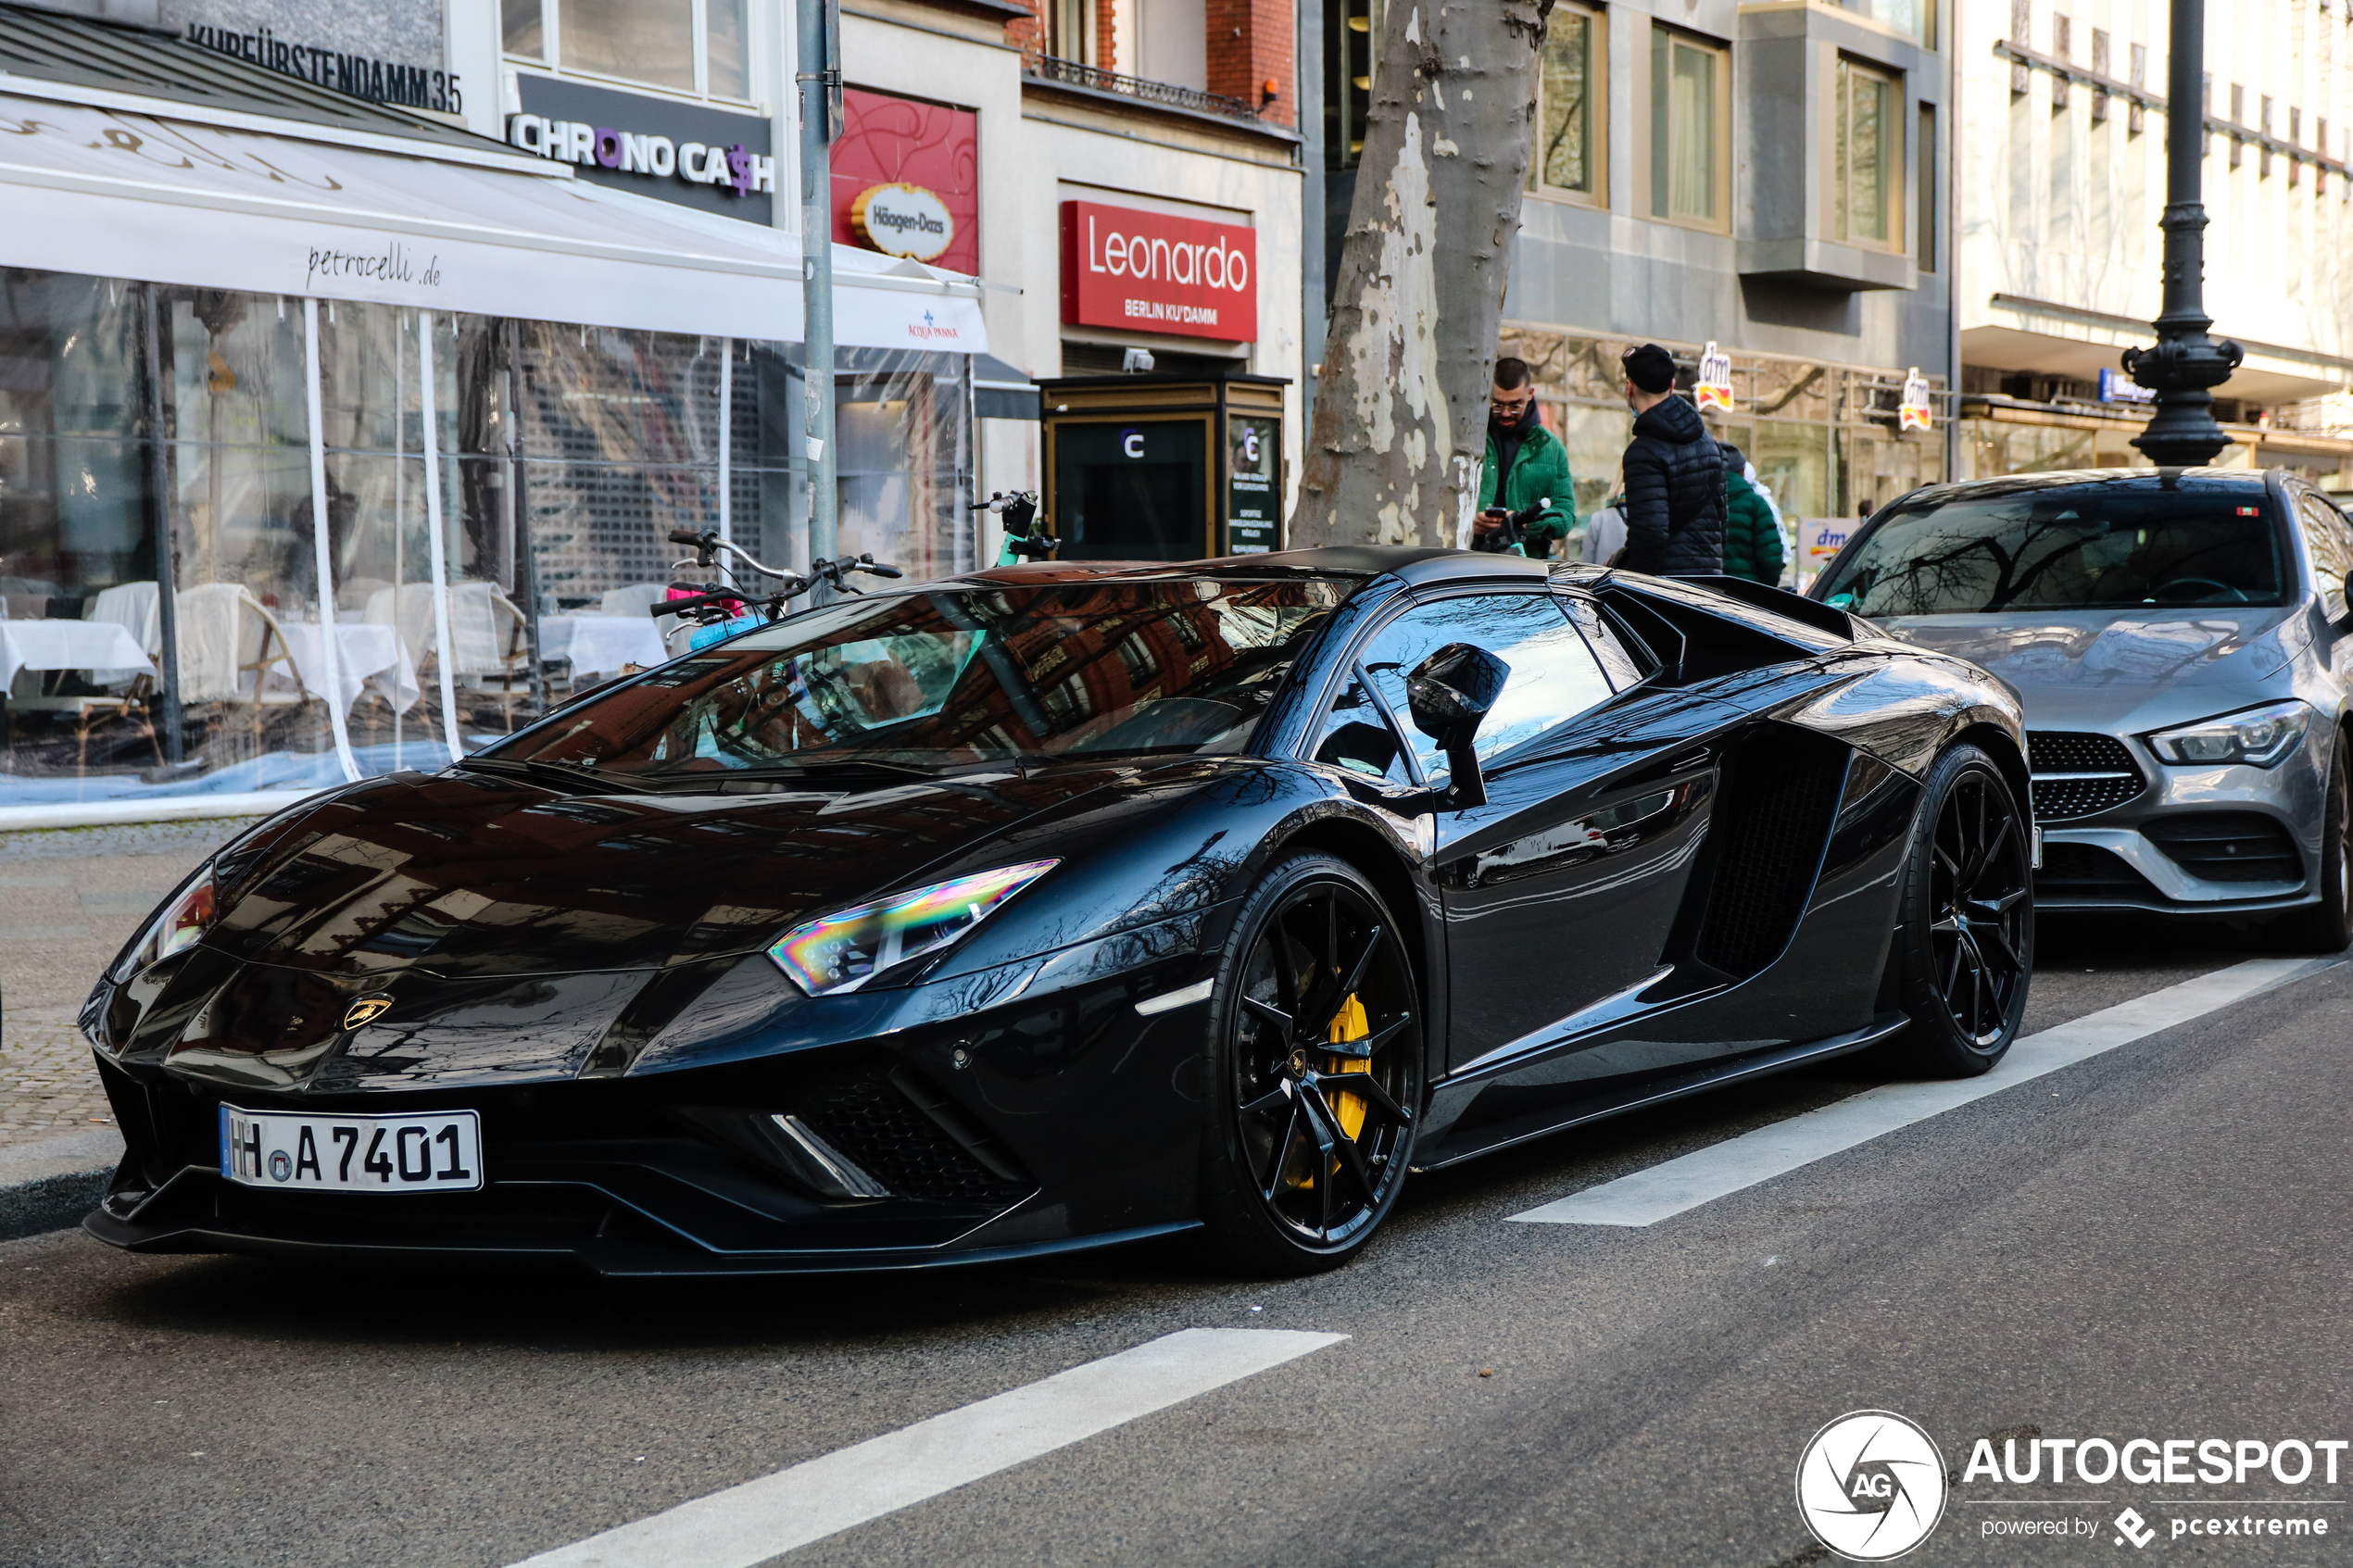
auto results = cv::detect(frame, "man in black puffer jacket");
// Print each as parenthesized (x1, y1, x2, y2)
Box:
(1617, 343, 1725, 576)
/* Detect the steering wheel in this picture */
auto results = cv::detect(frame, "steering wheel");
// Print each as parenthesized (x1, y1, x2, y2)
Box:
(2148, 576, 2250, 605)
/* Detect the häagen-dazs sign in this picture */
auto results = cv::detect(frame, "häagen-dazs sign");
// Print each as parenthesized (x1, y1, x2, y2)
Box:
(849, 184, 954, 263)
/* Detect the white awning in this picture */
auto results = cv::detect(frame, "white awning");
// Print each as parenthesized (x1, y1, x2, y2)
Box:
(0, 90, 986, 352)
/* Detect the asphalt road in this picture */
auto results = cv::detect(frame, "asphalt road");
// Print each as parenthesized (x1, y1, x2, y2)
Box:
(4, 915, 2347, 1568)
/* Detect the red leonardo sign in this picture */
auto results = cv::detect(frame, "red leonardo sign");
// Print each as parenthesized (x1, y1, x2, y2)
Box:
(1060, 200, 1257, 344)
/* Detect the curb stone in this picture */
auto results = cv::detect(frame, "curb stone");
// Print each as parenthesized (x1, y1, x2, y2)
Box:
(0, 1128, 125, 1241)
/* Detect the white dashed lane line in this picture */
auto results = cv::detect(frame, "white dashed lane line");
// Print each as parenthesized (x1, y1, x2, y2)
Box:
(1508, 957, 2341, 1230)
(506, 1327, 1347, 1568)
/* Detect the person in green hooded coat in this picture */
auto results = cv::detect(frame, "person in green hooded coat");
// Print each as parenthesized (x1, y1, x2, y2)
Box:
(1471, 357, 1576, 558)
(1718, 443, 1787, 585)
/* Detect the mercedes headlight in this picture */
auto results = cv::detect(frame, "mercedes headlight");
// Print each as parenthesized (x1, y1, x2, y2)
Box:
(767, 859, 1060, 997)
(2145, 700, 2313, 768)
(108, 866, 217, 983)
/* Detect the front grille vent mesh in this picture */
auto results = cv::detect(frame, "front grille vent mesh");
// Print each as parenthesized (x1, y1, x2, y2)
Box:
(796, 1073, 1033, 1206)
(2028, 731, 2146, 822)
(2034, 843, 2161, 902)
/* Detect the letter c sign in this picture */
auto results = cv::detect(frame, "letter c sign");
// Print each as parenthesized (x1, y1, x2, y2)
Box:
(1121, 429, 1145, 458)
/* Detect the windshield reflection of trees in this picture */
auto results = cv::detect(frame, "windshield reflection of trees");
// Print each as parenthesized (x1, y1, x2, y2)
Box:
(1831, 498, 2281, 616)
(522, 581, 1348, 774)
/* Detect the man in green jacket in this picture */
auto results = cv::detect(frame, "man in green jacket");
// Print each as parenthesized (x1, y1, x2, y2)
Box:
(1719, 443, 1787, 585)
(1472, 357, 1576, 558)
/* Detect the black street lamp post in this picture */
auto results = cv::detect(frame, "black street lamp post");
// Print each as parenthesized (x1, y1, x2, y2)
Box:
(2123, 0, 2244, 465)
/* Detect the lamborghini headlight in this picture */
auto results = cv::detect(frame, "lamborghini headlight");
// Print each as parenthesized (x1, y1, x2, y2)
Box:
(108, 866, 217, 983)
(2145, 700, 2312, 769)
(767, 859, 1060, 997)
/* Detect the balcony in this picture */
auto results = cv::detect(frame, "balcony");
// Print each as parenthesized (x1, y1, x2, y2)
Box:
(1024, 54, 1260, 123)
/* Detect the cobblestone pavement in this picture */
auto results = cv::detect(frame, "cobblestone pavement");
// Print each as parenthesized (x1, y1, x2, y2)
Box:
(0, 817, 260, 1150)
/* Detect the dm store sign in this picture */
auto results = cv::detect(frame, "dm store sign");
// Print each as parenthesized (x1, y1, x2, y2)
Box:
(1061, 201, 1257, 345)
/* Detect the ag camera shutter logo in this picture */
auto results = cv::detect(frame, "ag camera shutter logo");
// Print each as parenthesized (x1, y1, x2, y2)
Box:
(1796, 1411, 1948, 1561)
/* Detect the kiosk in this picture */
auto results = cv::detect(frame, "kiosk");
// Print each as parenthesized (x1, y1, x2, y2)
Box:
(1037, 373, 1288, 559)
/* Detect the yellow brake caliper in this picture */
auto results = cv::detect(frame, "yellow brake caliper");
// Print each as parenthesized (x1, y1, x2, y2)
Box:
(1326, 993, 1372, 1142)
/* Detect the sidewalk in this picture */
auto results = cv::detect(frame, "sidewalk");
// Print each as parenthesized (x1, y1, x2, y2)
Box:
(1, 816, 261, 1235)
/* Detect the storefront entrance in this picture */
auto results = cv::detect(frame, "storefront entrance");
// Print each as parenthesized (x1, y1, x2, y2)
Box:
(1038, 374, 1286, 560)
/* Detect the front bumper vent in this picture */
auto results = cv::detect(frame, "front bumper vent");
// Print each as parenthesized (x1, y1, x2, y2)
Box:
(2028, 732, 2146, 822)
(2034, 843, 2162, 902)
(2144, 812, 2302, 884)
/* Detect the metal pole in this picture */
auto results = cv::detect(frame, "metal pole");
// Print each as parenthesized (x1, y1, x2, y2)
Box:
(717, 337, 734, 545)
(2124, 0, 2243, 465)
(140, 284, 182, 764)
(419, 310, 463, 763)
(799, 0, 840, 595)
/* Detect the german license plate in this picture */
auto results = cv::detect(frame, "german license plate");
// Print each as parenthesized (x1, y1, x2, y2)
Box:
(220, 1106, 483, 1193)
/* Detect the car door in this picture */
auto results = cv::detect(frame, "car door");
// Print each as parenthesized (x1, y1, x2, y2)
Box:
(1315, 587, 1730, 1072)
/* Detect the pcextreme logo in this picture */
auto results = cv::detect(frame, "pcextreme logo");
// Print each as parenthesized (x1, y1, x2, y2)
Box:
(1796, 1411, 1949, 1561)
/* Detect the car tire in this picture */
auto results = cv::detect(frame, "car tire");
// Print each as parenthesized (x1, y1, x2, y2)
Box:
(1892, 743, 2034, 1077)
(1196, 853, 1423, 1275)
(2271, 727, 2352, 954)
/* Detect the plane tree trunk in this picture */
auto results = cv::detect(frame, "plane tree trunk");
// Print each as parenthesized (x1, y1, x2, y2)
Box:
(1293, 0, 1553, 549)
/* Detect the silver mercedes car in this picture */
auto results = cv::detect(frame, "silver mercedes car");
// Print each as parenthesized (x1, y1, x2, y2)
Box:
(1809, 468, 2352, 950)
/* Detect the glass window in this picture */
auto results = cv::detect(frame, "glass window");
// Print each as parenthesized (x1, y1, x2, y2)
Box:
(1650, 27, 1721, 223)
(1534, 5, 1602, 199)
(2296, 492, 2351, 619)
(1817, 484, 2288, 617)
(1313, 673, 1416, 786)
(707, 0, 749, 100)
(502, 0, 545, 60)
(1916, 103, 1936, 269)
(1836, 57, 1901, 247)
(1326, 0, 1376, 168)
(558, 0, 695, 92)
(513, 0, 749, 100)
(1356, 592, 1613, 781)
(493, 577, 1352, 775)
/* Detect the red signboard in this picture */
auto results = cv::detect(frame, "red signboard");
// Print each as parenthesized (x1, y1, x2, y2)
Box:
(832, 88, 978, 276)
(1060, 200, 1257, 344)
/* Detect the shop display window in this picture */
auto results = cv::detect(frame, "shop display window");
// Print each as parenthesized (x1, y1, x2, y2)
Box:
(0, 268, 976, 807)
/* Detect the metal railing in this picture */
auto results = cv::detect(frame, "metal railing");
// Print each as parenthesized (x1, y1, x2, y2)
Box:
(1025, 54, 1259, 122)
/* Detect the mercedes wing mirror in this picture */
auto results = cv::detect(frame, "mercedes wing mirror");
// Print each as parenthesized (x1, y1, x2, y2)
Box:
(1403, 643, 1509, 810)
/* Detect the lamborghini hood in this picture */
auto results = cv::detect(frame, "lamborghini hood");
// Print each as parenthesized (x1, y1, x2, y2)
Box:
(198, 764, 1142, 981)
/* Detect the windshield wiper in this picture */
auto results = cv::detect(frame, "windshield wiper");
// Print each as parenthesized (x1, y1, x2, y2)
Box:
(456, 756, 662, 795)
(719, 757, 946, 782)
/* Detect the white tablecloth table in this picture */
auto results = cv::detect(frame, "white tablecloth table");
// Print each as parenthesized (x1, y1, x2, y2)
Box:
(540, 614, 671, 678)
(0, 621, 154, 690)
(276, 621, 422, 715)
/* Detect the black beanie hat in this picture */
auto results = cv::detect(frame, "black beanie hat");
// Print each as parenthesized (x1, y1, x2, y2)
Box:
(1621, 343, 1678, 395)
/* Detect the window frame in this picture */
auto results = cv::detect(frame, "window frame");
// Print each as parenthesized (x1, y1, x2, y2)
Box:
(1831, 54, 1906, 254)
(1640, 21, 1732, 234)
(501, 0, 761, 107)
(1529, 1, 1608, 209)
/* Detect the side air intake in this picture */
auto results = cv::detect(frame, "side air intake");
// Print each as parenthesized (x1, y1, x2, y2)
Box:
(1689, 724, 1851, 979)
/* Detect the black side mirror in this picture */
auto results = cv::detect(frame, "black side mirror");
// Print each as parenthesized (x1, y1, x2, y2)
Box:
(2340, 569, 2353, 621)
(1404, 643, 1509, 809)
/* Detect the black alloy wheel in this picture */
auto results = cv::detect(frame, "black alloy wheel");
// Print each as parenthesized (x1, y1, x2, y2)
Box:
(2271, 727, 2352, 954)
(1894, 743, 2033, 1075)
(1198, 854, 1422, 1274)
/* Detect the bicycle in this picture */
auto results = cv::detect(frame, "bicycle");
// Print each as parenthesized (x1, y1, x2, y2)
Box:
(650, 528, 902, 652)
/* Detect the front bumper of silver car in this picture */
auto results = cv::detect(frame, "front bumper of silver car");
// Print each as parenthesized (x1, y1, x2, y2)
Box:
(2031, 722, 2328, 915)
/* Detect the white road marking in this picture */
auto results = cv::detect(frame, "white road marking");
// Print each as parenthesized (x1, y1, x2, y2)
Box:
(1508, 957, 2340, 1229)
(505, 1327, 1346, 1568)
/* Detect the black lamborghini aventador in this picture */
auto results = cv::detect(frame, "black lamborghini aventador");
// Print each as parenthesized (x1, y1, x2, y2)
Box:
(82, 548, 2034, 1275)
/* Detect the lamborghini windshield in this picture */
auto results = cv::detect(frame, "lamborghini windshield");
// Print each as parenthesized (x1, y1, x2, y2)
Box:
(487, 577, 1351, 777)
(1818, 484, 2287, 616)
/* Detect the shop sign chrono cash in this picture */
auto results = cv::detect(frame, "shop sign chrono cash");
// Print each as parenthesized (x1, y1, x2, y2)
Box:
(507, 113, 775, 197)
(1060, 200, 1258, 344)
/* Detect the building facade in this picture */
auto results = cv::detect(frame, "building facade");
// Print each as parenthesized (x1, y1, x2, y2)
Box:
(1954, 0, 2353, 485)
(1318, 0, 1957, 579)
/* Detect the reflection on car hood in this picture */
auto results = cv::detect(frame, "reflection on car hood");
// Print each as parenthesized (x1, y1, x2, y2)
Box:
(1867, 607, 2305, 731)
(201, 762, 1171, 980)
